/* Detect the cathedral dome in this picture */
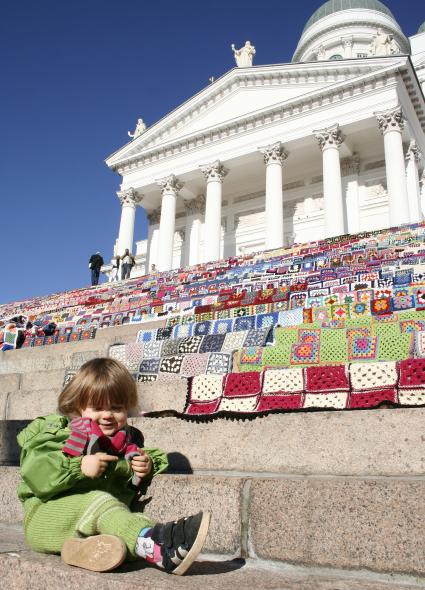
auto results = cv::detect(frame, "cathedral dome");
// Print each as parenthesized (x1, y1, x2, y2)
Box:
(292, 0, 409, 63)
(302, 0, 395, 35)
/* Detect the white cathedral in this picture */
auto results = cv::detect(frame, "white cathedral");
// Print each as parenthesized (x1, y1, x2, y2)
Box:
(105, 0, 425, 276)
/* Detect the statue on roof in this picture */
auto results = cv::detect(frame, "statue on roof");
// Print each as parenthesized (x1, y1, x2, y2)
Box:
(231, 41, 256, 67)
(369, 28, 399, 56)
(128, 118, 147, 139)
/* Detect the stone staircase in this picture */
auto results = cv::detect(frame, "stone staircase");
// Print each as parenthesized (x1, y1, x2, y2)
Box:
(1, 321, 425, 589)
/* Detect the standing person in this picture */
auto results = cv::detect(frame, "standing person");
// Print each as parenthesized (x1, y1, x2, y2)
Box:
(109, 256, 120, 282)
(121, 249, 135, 280)
(17, 358, 211, 575)
(88, 252, 104, 286)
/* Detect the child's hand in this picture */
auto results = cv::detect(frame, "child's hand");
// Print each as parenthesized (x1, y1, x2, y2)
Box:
(131, 449, 152, 479)
(81, 453, 118, 478)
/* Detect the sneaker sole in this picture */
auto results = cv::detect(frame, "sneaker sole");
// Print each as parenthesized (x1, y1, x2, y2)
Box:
(172, 511, 211, 576)
(61, 534, 127, 572)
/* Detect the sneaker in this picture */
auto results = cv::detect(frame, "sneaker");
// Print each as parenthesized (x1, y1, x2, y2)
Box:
(61, 534, 127, 572)
(151, 511, 210, 575)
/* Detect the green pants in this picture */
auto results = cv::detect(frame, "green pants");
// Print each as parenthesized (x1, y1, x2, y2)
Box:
(23, 491, 155, 559)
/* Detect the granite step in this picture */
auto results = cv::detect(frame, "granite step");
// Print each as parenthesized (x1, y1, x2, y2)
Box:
(2, 524, 425, 590)
(2, 408, 425, 477)
(2, 468, 425, 577)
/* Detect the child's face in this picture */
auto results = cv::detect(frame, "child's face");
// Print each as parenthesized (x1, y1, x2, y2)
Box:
(80, 404, 128, 436)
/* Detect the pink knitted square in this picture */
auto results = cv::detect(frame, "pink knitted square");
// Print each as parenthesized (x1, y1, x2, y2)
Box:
(399, 359, 425, 389)
(223, 372, 262, 397)
(305, 365, 349, 393)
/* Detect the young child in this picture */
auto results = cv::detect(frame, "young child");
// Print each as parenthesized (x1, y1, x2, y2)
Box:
(17, 357, 210, 575)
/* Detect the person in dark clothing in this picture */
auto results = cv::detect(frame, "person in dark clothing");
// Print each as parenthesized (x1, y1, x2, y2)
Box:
(89, 252, 104, 286)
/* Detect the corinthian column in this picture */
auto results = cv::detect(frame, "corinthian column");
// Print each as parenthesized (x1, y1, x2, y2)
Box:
(375, 106, 409, 226)
(260, 142, 288, 250)
(405, 140, 423, 223)
(200, 160, 228, 262)
(116, 188, 143, 255)
(184, 195, 205, 266)
(156, 174, 183, 271)
(313, 124, 345, 238)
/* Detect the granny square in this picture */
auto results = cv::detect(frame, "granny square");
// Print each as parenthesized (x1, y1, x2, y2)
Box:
(263, 368, 304, 394)
(305, 365, 349, 393)
(304, 391, 348, 409)
(159, 355, 184, 374)
(218, 395, 259, 413)
(190, 374, 224, 402)
(178, 336, 203, 354)
(206, 352, 231, 375)
(223, 372, 262, 397)
(399, 359, 425, 389)
(350, 361, 397, 391)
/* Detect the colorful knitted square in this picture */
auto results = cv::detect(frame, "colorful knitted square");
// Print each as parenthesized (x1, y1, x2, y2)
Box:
(143, 340, 163, 359)
(305, 365, 349, 393)
(393, 295, 414, 311)
(400, 320, 425, 334)
(256, 312, 279, 330)
(243, 328, 271, 347)
(139, 358, 160, 374)
(350, 361, 397, 391)
(347, 331, 378, 361)
(223, 372, 262, 397)
(239, 347, 263, 365)
(212, 319, 233, 334)
(263, 368, 304, 394)
(304, 391, 348, 409)
(217, 395, 259, 413)
(177, 336, 203, 354)
(399, 359, 425, 389)
(233, 316, 256, 331)
(206, 352, 231, 375)
(156, 327, 173, 340)
(161, 338, 183, 356)
(221, 330, 248, 352)
(291, 342, 320, 365)
(199, 334, 226, 353)
(330, 304, 350, 321)
(159, 355, 184, 374)
(172, 323, 192, 338)
(193, 321, 212, 336)
(256, 394, 303, 412)
(181, 353, 209, 377)
(371, 298, 392, 315)
(137, 329, 155, 343)
(189, 374, 224, 402)
(350, 302, 368, 316)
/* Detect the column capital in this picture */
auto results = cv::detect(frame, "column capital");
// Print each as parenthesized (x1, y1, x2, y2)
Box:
(313, 124, 345, 151)
(117, 187, 143, 207)
(200, 160, 229, 183)
(375, 106, 404, 134)
(260, 141, 289, 165)
(406, 140, 423, 163)
(147, 207, 161, 224)
(341, 153, 360, 177)
(184, 194, 206, 215)
(157, 174, 184, 195)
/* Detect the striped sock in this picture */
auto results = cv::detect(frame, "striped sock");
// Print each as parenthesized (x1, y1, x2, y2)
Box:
(135, 527, 163, 565)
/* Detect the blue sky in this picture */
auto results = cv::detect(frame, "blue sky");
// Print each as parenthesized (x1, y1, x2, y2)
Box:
(1, 0, 423, 304)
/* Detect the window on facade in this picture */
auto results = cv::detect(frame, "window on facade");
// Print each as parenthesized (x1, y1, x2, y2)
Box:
(357, 53, 368, 58)
(329, 54, 343, 60)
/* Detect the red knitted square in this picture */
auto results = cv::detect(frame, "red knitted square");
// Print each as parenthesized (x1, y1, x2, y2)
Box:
(348, 389, 396, 409)
(399, 359, 425, 389)
(305, 365, 349, 393)
(185, 399, 221, 415)
(257, 394, 303, 412)
(223, 372, 262, 397)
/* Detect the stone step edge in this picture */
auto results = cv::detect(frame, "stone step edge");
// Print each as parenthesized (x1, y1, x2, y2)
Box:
(1, 524, 425, 590)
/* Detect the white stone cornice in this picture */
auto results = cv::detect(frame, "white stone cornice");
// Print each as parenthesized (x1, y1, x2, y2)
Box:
(406, 140, 422, 163)
(341, 153, 360, 176)
(156, 174, 184, 195)
(146, 207, 161, 224)
(200, 160, 229, 183)
(184, 194, 206, 215)
(313, 124, 345, 151)
(116, 188, 143, 207)
(375, 106, 404, 134)
(260, 141, 289, 165)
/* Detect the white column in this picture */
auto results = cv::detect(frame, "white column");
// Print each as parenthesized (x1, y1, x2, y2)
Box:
(184, 195, 205, 266)
(200, 160, 228, 262)
(156, 174, 183, 271)
(147, 207, 161, 269)
(314, 124, 345, 238)
(375, 106, 410, 226)
(260, 141, 288, 250)
(405, 140, 423, 223)
(116, 188, 143, 255)
(341, 154, 361, 233)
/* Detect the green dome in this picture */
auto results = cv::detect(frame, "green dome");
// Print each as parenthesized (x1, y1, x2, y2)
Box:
(418, 22, 425, 34)
(302, 0, 396, 34)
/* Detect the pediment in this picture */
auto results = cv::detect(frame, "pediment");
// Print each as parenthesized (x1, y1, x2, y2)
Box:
(106, 58, 408, 168)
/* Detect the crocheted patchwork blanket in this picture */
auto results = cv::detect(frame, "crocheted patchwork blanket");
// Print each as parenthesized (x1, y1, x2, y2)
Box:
(185, 359, 425, 417)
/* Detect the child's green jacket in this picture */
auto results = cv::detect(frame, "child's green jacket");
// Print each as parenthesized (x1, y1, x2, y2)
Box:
(17, 414, 168, 506)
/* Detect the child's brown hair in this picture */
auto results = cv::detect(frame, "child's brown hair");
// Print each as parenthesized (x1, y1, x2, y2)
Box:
(58, 358, 138, 416)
